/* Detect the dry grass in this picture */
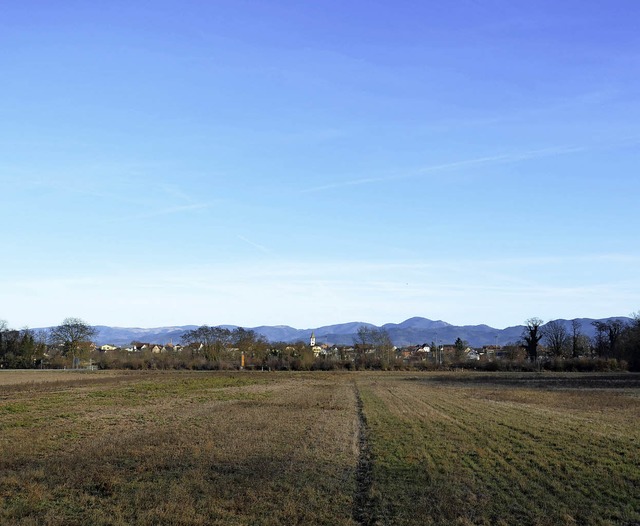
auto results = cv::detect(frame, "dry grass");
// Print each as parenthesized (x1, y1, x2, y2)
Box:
(0, 371, 359, 525)
(356, 372, 640, 526)
(0, 370, 123, 386)
(1, 370, 638, 525)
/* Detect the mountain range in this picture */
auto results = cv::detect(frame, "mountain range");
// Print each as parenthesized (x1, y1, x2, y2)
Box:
(90, 316, 632, 348)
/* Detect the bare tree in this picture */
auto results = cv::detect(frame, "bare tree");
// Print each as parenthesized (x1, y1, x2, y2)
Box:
(522, 318, 543, 361)
(354, 326, 394, 367)
(49, 318, 97, 366)
(542, 320, 570, 357)
(570, 319, 584, 358)
(355, 326, 374, 348)
(232, 327, 269, 365)
(373, 328, 394, 367)
(502, 343, 526, 361)
(181, 325, 231, 361)
(592, 319, 627, 358)
(619, 312, 640, 370)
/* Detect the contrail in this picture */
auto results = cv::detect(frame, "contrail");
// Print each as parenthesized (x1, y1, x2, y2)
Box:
(301, 144, 586, 193)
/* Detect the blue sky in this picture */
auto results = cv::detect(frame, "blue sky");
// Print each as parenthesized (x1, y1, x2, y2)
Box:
(1, 1, 639, 330)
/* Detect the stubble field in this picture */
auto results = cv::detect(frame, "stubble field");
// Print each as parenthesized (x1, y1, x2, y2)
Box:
(0, 370, 638, 525)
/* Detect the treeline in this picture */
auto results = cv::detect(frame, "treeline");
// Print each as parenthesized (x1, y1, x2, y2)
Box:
(0, 324, 47, 368)
(1, 315, 639, 371)
(520, 316, 640, 371)
(96, 326, 274, 370)
(0, 318, 97, 369)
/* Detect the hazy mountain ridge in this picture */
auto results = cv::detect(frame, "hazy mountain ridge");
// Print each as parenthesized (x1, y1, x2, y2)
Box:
(80, 317, 634, 348)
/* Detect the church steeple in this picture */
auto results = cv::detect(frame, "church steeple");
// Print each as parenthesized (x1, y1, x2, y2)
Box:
(310, 331, 316, 347)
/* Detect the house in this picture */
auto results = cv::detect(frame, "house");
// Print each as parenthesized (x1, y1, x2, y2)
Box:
(415, 344, 431, 356)
(125, 343, 150, 352)
(100, 344, 119, 352)
(466, 349, 481, 361)
(396, 345, 430, 364)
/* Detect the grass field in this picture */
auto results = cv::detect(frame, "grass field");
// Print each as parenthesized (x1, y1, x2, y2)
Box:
(0, 371, 638, 525)
(357, 373, 640, 526)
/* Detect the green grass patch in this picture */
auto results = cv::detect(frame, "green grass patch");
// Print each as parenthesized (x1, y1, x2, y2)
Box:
(0, 402, 29, 413)
(358, 374, 640, 526)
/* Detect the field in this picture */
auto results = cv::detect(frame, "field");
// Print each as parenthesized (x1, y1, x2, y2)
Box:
(0, 371, 638, 525)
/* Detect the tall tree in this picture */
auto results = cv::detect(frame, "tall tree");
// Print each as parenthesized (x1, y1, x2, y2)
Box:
(232, 327, 268, 364)
(354, 326, 393, 367)
(619, 312, 640, 371)
(49, 318, 97, 365)
(0, 325, 19, 367)
(355, 326, 375, 348)
(454, 337, 468, 361)
(15, 329, 46, 368)
(570, 319, 584, 358)
(542, 320, 570, 357)
(0, 320, 9, 360)
(522, 318, 543, 361)
(592, 319, 627, 358)
(181, 325, 231, 361)
(373, 328, 394, 366)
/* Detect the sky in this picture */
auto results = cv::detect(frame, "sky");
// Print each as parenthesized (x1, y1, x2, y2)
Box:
(1, 1, 639, 330)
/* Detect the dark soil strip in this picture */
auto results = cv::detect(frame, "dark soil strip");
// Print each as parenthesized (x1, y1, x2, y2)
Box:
(353, 384, 376, 526)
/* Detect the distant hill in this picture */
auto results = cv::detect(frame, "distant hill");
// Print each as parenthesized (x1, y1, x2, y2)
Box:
(93, 325, 199, 346)
(76, 316, 634, 348)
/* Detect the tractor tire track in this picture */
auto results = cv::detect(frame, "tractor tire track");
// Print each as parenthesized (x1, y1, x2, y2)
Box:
(353, 383, 377, 526)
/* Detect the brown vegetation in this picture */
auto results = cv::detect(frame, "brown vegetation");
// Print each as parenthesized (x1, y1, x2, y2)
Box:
(0, 370, 638, 525)
(0, 371, 358, 525)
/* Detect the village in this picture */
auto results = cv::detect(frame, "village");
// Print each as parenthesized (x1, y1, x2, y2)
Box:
(92, 333, 514, 368)
(3, 317, 634, 371)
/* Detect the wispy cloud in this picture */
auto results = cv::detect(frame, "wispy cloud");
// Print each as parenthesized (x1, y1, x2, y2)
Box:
(158, 183, 201, 205)
(301, 144, 586, 193)
(106, 203, 211, 223)
(237, 235, 270, 254)
(1, 167, 162, 208)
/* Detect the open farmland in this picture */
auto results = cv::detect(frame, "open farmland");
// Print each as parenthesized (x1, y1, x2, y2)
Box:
(357, 373, 640, 526)
(0, 371, 358, 525)
(0, 371, 638, 525)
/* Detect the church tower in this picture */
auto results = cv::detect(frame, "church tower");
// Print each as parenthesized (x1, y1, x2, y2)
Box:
(310, 331, 316, 347)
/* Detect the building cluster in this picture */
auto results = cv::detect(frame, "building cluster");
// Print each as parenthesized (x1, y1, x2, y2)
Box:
(307, 343, 506, 364)
(94, 331, 517, 365)
(96, 340, 507, 365)
(99, 342, 184, 354)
